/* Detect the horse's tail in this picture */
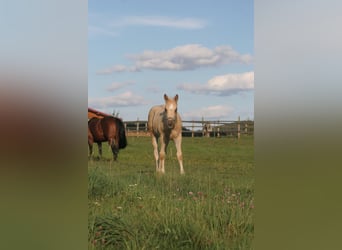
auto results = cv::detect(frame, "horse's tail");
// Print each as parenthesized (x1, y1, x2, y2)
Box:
(116, 118, 127, 149)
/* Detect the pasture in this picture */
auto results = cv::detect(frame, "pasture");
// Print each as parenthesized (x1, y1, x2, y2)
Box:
(88, 136, 254, 249)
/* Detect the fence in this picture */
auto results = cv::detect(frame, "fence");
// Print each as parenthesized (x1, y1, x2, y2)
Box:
(124, 117, 254, 139)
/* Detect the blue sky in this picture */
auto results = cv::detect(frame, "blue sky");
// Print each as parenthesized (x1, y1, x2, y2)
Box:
(88, 0, 254, 121)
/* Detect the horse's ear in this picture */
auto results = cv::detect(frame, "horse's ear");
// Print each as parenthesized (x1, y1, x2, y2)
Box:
(164, 94, 168, 101)
(174, 94, 179, 102)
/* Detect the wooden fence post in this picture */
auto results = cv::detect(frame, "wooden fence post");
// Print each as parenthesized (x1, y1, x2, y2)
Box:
(192, 120, 194, 138)
(245, 122, 248, 135)
(237, 116, 241, 139)
(136, 119, 140, 137)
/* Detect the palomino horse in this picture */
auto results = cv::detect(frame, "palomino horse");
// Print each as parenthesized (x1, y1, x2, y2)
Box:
(88, 116, 127, 160)
(148, 94, 184, 174)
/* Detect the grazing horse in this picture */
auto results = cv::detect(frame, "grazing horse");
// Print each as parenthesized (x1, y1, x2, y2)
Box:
(148, 94, 184, 174)
(88, 116, 127, 160)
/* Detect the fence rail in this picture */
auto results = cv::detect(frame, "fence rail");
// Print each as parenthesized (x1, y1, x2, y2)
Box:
(123, 117, 254, 139)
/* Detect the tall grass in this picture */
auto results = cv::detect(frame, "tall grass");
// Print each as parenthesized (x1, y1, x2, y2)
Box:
(89, 136, 254, 249)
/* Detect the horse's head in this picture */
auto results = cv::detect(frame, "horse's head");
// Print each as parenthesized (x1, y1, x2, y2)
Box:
(164, 94, 178, 129)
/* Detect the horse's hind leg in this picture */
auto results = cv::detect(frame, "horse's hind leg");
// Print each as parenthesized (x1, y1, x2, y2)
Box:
(111, 145, 119, 161)
(109, 139, 119, 161)
(97, 142, 102, 158)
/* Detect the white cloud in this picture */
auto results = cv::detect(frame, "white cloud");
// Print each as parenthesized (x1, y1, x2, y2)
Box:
(178, 71, 254, 96)
(182, 105, 234, 120)
(96, 65, 139, 75)
(90, 15, 206, 38)
(97, 44, 253, 74)
(113, 16, 207, 29)
(88, 91, 148, 109)
(106, 81, 134, 92)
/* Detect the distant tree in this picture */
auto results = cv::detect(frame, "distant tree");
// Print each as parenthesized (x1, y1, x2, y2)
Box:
(112, 109, 120, 118)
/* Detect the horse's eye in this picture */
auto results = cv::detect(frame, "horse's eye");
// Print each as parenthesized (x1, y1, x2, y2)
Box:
(175, 108, 177, 112)
(164, 108, 167, 112)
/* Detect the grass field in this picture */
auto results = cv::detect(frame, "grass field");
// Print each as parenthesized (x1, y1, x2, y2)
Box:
(88, 136, 254, 249)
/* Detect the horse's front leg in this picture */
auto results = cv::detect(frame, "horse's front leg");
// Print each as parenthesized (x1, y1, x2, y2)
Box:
(159, 137, 169, 174)
(88, 134, 94, 159)
(88, 129, 94, 159)
(151, 135, 159, 172)
(174, 136, 184, 174)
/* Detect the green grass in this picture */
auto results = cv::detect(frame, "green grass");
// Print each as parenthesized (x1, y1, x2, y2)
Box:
(88, 136, 254, 249)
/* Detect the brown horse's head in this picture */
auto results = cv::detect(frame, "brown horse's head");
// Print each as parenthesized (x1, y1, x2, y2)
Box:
(164, 94, 178, 129)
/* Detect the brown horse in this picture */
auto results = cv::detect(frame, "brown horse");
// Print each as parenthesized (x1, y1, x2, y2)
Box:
(148, 94, 184, 174)
(88, 116, 127, 160)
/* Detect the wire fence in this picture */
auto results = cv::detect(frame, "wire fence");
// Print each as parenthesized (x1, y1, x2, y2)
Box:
(124, 117, 254, 139)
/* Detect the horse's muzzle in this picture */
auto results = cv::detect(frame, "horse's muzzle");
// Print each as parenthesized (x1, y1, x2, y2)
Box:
(167, 118, 175, 128)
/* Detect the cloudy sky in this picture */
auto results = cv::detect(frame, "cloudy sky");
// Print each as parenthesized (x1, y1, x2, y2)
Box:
(88, 0, 254, 121)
